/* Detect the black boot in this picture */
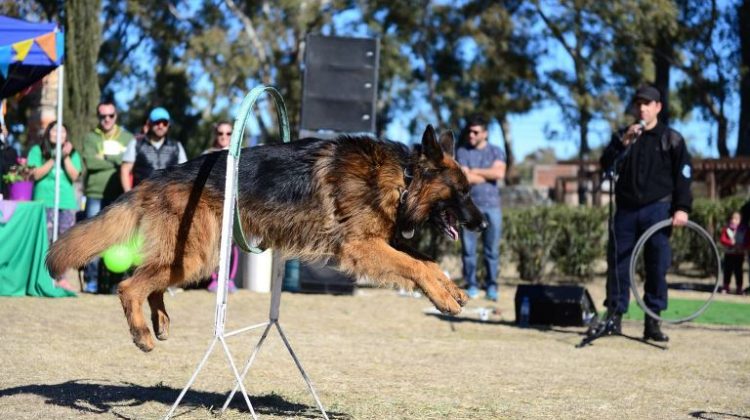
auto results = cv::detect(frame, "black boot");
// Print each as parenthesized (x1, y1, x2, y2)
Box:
(644, 315, 669, 342)
(608, 313, 622, 335)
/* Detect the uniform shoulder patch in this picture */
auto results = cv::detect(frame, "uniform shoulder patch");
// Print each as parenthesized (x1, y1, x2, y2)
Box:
(682, 164, 691, 179)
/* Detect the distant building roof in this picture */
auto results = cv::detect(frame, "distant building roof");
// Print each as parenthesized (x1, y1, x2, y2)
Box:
(533, 164, 578, 189)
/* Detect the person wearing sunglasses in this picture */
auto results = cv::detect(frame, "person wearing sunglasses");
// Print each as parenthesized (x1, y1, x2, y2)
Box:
(202, 121, 233, 155)
(201, 121, 239, 293)
(80, 101, 134, 293)
(456, 114, 506, 302)
(120, 107, 187, 193)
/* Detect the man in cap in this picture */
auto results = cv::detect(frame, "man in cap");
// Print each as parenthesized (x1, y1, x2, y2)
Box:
(599, 85, 693, 342)
(120, 107, 187, 192)
(80, 100, 134, 293)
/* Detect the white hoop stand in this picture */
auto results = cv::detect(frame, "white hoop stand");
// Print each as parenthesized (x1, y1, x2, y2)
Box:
(164, 87, 329, 420)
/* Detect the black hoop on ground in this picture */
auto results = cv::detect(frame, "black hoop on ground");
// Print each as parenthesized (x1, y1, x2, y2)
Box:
(628, 219, 722, 324)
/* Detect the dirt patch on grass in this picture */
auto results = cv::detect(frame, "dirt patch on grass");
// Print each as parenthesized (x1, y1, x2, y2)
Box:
(1, 279, 748, 419)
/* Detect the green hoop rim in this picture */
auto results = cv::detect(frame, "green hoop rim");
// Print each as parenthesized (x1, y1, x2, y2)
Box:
(229, 86, 291, 253)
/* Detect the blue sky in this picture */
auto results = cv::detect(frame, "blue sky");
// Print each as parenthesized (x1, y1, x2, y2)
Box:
(380, 84, 734, 163)
(384, 99, 729, 161)
(503, 99, 731, 161)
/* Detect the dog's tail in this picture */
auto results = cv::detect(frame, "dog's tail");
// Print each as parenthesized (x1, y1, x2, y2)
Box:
(46, 193, 141, 278)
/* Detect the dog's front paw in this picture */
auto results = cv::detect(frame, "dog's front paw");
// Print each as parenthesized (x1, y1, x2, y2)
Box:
(427, 262, 468, 307)
(440, 300, 462, 315)
(440, 276, 468, 307)
(417, 262, 463, 315)
(454, 289, 469, 307)
(431, 293, 462, 315)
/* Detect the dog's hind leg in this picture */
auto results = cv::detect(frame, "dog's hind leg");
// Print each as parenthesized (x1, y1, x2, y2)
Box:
(148, 291, 170, 341)
(117, 264, 174, 352)
(118, 271, 157, 352)
(123, 245, 212, 351)
(339, 240, 464, 315)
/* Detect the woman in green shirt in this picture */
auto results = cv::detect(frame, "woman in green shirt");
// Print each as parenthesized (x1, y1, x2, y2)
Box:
(27, 122, 82, 291)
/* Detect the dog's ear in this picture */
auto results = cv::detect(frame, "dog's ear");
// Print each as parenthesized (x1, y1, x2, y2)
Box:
(421, 124, 443, 163)
(439, 130, 455, 157)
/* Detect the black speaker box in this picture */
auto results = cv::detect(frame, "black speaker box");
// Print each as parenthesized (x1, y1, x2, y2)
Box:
(514, 284, 598, 327)
(301, 34, 379, 133)
(298, 260, 356, 295)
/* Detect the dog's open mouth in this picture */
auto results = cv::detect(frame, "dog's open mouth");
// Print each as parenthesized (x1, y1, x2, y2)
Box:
(438, 210, 459, 241)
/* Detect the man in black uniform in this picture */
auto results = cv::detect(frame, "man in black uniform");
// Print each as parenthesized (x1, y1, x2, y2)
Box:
(600, 85, 693, 342)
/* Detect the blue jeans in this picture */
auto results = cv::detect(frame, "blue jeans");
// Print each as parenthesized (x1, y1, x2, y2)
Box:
(84, 198, 103, 284)
(607, 201, 671, 314)
(461, 206, 502, 290)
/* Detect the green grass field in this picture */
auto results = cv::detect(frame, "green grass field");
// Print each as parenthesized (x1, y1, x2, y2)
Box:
(623, 298, 750, 325)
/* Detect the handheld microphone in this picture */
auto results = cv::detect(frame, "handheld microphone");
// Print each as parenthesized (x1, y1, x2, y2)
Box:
(622, 119, 646, 149)
(632, 119, 646, 143)
(608, 119, 646, 177)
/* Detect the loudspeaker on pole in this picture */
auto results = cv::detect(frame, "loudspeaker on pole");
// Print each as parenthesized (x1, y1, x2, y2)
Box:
(300, 34, 379, 135)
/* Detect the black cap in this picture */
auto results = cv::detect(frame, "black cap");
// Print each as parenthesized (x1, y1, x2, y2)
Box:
(634, 85, 661, 102)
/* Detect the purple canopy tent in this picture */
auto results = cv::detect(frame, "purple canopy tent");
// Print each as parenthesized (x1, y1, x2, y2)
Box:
(0, 15, 65, 240)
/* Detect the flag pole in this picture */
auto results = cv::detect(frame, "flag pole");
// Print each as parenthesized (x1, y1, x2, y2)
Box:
(52, 64, 63, 242)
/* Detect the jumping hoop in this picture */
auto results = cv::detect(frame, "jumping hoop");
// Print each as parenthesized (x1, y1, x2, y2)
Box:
(628, 219, 722, 324)
(164, 85, 329, 420)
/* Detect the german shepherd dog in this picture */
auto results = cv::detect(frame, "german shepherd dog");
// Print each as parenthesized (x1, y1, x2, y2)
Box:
(47, 125, 486, 352)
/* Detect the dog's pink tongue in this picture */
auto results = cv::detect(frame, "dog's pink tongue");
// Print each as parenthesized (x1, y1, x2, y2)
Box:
(449, 226, 459, 241)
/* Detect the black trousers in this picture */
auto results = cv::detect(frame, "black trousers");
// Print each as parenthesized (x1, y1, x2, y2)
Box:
(723, 254, 744, 292)
(607, 201, 671, 315)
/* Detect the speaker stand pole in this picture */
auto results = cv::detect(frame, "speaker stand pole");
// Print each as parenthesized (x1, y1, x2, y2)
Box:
(577, 164, 620, 348)
(576, 159, 671, 350)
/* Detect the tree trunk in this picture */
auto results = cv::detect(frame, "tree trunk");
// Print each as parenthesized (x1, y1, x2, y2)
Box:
(578, 109, 590, 158)
(718, 115, 729, 157)
(498, 115, 515, 185)
(653, 35, 672, 125)
(738, 0, 750, 156)
(63, 0, 102, 150)
(578, 109, 590, 206)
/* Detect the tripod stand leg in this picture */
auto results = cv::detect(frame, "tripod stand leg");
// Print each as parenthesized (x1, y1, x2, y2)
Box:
(164, 338, 218, 419)
(219, 336, 258, 418)
(222, 321, 274, 412)
(576, 316, 619, 348)
(275, 322, 329, 420)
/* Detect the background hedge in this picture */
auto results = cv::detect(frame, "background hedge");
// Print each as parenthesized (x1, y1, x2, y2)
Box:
(415, 195, 750, 285)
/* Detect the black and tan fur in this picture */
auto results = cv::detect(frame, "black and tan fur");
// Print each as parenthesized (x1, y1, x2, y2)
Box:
(47, 125, 486, 352)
